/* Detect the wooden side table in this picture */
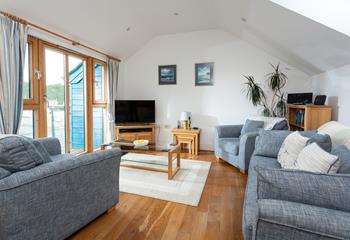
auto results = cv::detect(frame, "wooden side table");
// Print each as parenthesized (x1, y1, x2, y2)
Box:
(172, 128, 201, 155)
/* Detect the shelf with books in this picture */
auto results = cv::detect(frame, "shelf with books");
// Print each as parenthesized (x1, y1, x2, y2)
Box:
(287, 104, 332, 131)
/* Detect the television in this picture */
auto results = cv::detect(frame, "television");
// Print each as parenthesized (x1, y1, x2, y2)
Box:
(115, 100, 155, 124)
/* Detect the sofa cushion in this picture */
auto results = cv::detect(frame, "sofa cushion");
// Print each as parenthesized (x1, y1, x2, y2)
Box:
(318, 121, 350, 149)
(258, 199, 350, 239)
(241, 119, 264, 136)
(0, 167, 11, 180)
(256, 166, 350, 212)
(301, 131, 332, 152)
(254, 130, 332, 158)
(0, 136, 44, 172)
(278, 132, 309, 169)
(254, 130, 291, 158)
(294, 143, 339, 174)
(332, 145, 350, 173)
(271, 119, 289, 130)
(32, 139, 52, 163)
(219, 138, 240, 155)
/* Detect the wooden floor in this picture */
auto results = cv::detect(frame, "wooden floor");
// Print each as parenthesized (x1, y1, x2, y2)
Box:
(70, 152, 247, 240)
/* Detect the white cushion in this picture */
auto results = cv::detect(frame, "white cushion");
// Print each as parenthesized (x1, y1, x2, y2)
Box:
(278, 131, 309, 168)
(247, 116, 286, 130)
(293, 143, 339, 173)
(318, 121, 350, 149)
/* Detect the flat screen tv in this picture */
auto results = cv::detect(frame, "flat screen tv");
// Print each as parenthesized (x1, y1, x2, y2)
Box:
(115, 100, 155, 124)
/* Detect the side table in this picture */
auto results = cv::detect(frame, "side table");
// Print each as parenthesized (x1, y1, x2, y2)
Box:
(171, 128, 201, 155)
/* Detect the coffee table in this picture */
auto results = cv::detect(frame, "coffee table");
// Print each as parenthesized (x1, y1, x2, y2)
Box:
(100, 142, 182, 180)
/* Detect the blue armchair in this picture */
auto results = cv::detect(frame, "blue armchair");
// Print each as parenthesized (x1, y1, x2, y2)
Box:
(214, 119, 288, 172)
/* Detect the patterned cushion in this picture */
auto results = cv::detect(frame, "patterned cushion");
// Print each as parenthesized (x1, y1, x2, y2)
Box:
(0, 167, 11, 180)
(294, 143, 339, 173)
(332, 145, 350, 173)
(0, 136, 44, 172)
(278, 132, 309, 169)
(241, 119, 264, 136)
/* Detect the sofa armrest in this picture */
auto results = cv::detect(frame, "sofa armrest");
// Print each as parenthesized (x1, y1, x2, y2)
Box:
(256, 166, 350, 212)
(34, 137, 62, 156)
(257, 199, 350, 239)
(0, 149, 122, 191)
(238, 132, 259, 171)
(214, 125, 243, 139)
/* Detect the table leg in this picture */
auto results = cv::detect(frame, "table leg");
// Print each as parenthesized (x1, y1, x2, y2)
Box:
(168, 151, 173, 180)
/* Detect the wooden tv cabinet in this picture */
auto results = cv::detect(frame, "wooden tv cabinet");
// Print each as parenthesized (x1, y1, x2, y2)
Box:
(115, 124, 156, 143)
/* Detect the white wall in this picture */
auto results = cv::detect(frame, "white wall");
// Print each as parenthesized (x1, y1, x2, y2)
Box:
(311, 64, 350, 124)
(118, 29, 310, 150)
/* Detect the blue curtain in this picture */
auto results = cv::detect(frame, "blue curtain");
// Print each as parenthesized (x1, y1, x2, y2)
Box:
(0, 16, 28, 134)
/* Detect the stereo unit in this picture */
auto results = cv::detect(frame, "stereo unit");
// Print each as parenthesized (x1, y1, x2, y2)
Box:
(287, 93, 313, 105)
(314, 95, 327, 105)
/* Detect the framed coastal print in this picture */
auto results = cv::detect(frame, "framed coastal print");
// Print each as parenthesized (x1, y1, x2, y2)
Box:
(195, 62, 214, 86)
(158, 65, 177, 85)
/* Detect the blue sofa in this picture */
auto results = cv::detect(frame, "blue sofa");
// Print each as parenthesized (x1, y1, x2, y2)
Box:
(0, 137, 122, 240)
(214, 120, 288, 172)
(243, 130, 350, 240)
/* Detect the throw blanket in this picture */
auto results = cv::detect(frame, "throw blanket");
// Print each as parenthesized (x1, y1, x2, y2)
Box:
(247, 116, 286, 130)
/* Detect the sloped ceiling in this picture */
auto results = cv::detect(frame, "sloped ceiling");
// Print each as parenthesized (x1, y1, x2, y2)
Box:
(1, 0, 350, 75)
(270, 0, 350, 37)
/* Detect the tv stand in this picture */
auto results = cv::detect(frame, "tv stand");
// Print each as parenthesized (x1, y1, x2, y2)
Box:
(115, 124, 156, 143)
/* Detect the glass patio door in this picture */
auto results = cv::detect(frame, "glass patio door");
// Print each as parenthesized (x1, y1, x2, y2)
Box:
(44, 47, 86, 154)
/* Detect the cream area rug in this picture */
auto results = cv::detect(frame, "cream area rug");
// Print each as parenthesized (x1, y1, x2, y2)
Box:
(119, 153, 211, 206)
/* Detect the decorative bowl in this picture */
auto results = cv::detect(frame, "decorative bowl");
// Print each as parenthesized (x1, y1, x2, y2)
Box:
(133, 139, 149, 147)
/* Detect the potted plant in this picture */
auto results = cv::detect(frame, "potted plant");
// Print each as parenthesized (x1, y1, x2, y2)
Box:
(243, 63, 288, 117)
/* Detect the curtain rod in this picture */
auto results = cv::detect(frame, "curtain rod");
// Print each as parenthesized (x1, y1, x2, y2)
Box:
(0, 11, 121, 62)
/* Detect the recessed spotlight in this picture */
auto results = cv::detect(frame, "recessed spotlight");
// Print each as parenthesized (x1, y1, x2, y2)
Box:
(174, 12, 179, 16)
(241, 17, 247, 22)
(126, 27, 131, 31)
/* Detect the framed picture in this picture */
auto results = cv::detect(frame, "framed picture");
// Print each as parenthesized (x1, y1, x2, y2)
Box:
(158, 65, 177, 85)
(195, 62, 214, 86)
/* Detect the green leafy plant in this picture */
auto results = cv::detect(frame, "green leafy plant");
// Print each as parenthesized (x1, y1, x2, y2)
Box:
(243, 63, 288, 117)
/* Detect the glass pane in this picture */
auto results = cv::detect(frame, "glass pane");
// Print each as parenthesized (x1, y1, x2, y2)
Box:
(19, 110, 35, 138)
(93, 107, 106, 149)
(23, 43, 32, 99)
(94, 63, 104, 101)
(45, 48, 66, 153)
(69, 56, 85, 154)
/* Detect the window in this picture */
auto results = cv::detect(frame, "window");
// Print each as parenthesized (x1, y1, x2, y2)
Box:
(93, 61, 106, 103)
(44, 47, 87, 154)
(19, 36, 109, 153)
(20, 37, 39, 137)
(45, 48, 67, 152)
(23, 37, 39, 105)
(19, 110, 36, 138)
(93, 108, 107, 149)
(92, 60, 108, 149)
(69, 56, 86, 154)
